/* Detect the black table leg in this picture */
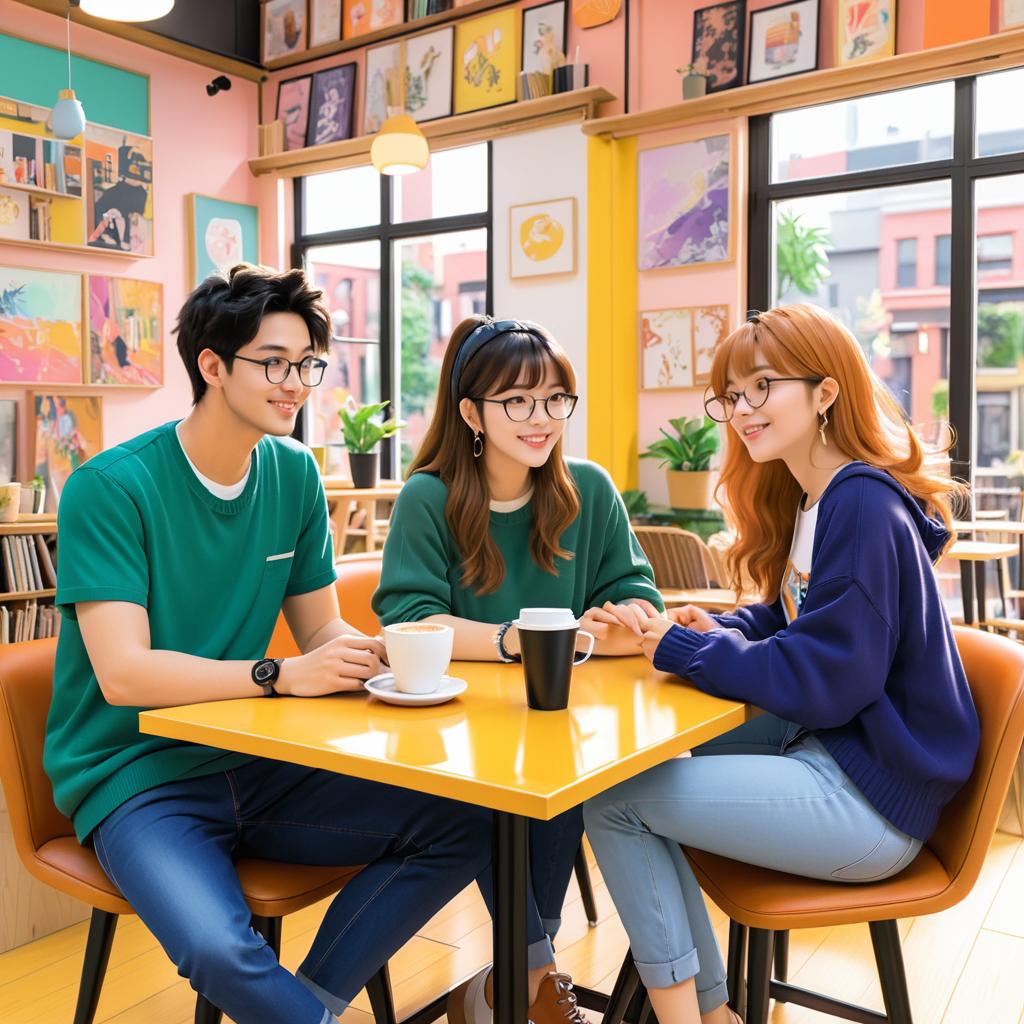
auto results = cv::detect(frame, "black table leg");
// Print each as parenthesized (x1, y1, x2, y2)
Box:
(493, 811, 530, 1024)
(975, 561, 988, 627)
(960, 562, 976, 625)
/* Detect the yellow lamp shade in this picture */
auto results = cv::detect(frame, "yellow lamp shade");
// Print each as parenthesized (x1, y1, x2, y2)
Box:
(80, 0, 174, 21)
(370, 115, 429, 176)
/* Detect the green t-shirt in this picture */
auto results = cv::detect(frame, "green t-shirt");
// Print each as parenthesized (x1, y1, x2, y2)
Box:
(44, 421, 337, 841)
(373, 458, 663, 625)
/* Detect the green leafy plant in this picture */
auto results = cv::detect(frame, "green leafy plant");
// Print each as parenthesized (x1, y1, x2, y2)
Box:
(621, 488, 650, 518)
(339, 400, 406, 454)
(776, 210, 832, 298)
(30, 475, 44, 491)
(675, 61, 708, 77)
(640, 415, 719, 472)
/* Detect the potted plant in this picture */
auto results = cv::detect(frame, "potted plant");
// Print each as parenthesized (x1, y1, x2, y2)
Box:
(675, 62, 709, 100)
(640, 415, 720, 509)
(339, 399, 406, 489)
(18, 475, 45, 514)
(0, 480, 20, 523)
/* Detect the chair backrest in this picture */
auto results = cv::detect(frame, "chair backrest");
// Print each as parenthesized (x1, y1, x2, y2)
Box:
(0, 638, 69, 862)
(633, 526, 715, 589)
(929, 626, 1024, 888)
(266, 552, 383, 657)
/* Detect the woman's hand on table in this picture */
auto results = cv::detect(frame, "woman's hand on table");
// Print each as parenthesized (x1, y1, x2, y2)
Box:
(277, 634, 387, 696)
(579, 602, 650, 654)
(640, 617, 674, 661)
(667, 605, 718, 633)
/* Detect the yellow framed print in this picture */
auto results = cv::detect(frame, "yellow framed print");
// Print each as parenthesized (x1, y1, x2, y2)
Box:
(454, 8, 520, 114)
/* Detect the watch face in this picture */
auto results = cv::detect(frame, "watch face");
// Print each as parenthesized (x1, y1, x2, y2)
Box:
(254, 660, 276, 682)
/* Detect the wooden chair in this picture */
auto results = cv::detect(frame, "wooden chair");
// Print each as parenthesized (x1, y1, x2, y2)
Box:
(0, 638, 396, 1024)
(603, 625, 1024, 1024)
(633, 526, 720, 588)
(268, 551, 603, 928)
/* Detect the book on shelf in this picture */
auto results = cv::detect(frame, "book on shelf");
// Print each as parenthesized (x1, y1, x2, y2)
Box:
(34, 534, 57, 588)
(1, 600, 59, 644)
(0, 533, 57, 594)
(258, 120, 285, 157)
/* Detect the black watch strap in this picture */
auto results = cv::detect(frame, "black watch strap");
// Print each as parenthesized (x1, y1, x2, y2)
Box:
(251, 658, 282, 697)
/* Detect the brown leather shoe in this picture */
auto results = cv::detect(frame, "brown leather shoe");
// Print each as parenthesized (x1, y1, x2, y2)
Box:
(527, 972, 590, 1024)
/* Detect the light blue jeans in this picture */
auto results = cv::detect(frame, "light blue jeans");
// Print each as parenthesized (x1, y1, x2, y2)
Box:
(582, 714, 922, 1012)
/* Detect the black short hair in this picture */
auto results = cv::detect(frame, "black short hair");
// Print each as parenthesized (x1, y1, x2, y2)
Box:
(174, 263, 331, 405)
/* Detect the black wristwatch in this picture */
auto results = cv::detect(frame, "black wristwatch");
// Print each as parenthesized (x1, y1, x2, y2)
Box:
(251, 658, 283, 697)
(493, 621, 521, 663)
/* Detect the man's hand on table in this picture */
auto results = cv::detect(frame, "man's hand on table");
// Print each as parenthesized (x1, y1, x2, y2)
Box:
(277, 634, 387, 696)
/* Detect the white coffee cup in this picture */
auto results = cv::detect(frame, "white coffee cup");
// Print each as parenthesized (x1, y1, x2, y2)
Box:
(384, 622, 454, 694)
(515, 607, 579, 629)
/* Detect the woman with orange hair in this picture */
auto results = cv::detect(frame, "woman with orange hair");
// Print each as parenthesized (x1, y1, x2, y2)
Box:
(584, 304, 980, 1024)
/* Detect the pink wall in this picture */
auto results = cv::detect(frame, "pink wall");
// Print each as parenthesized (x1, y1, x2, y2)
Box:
(0, 1, 275, 475)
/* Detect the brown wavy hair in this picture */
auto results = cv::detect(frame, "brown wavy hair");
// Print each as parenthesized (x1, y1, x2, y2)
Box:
(712, 304, 965, 599)
(408, 315, 581, 595)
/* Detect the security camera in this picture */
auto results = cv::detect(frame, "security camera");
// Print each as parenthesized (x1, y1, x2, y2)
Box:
(206, 75, 232, 97)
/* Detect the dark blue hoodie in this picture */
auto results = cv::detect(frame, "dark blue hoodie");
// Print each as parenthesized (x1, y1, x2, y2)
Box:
(653, 463, 980, 841)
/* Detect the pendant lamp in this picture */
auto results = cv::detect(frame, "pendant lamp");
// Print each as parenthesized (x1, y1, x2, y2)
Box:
(370, 61, 429, 176)
(52, 9, 86, 140)
(79, 0, 174, 21)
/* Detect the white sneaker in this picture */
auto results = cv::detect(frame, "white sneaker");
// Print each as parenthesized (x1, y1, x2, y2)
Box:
(447, 966, 492, 1024)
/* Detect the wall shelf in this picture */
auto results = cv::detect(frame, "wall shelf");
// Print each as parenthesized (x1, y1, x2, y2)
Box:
(0, 236, 151, 259)
(250, 86, 615, 177)
(0, 181, 83, 201)
(0, 589, 55, 601)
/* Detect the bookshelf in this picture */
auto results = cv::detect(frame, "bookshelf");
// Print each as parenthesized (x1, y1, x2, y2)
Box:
(0, 521, 59, 644)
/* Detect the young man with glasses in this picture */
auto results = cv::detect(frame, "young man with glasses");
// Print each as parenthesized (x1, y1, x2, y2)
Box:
(44, 264, 491, 1024)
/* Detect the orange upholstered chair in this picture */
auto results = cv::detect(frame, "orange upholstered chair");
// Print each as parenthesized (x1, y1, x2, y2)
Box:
(0, 638, 396, 1024)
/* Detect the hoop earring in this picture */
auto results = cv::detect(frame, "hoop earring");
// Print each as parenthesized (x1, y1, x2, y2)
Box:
(473, 432, 484, 458)
(818, 411, 829, 447)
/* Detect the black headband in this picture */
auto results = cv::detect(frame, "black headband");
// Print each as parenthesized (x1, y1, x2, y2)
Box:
(449, 318, 541, 401)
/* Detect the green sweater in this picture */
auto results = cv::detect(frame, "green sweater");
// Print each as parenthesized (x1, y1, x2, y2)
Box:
(44, 422, 337, 841)
(373, 458, 663, 626)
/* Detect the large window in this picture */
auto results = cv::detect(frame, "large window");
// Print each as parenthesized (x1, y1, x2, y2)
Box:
(295, 144, 491, 477)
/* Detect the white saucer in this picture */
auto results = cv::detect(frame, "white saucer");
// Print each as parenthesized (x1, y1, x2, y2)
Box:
(364, 673, 467, 706)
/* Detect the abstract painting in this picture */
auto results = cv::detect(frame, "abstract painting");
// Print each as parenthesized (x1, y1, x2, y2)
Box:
(277, 75, 312, 152)
(523, 1, 567, 77)
(186, 194, 260, 289)
(307, 64, 357, 146)
(641, 309, 695, 390)
(691, 305, 731, 384)
(748, 0, 819, 83)
(0, 266, 82, 385)
(692, 1, 745, 92)
(405, 28, 454, 122)
(33, 394, 103, 512)
(836, 0, 895, 66)
(509, 198, 577, 278)
(0, 400, 16, 484)
(310, 0, 343, 47)
(85, 127, 153, 256)
(343, 0, 403, 40)
(638, 134, 734, 271)
(364, 42, 402, 134)
(263, 0, 307, 61)
(87, 275, 162, 386)
(454, 9, 520, 114)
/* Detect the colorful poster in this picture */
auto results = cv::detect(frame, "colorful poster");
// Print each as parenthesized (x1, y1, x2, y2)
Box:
(33, 394, 103, 512)
(277, 75, 312, 152)
(364, 42, 402, 134)
(0, 266, 83, 385)
(522, 1, 567, 76)
(0, 187, 29, 241)
(454, 9, 520, 114)
(509, 198, 577, 278)
(263, 0, 307, 61)
(307, 64, 357, 146)
(638, 135, 733, 270)
(692, 1, 745, 91)
(85, 127, 153, 256)
(836, 0, 895, 66)
(641, 309, 695, 389)
(310, 0, 343, 47)
(747, 0, 820, 83)
(186, 194, 260, 289)
(343, 0, 403, 39)
(87, 275, 163, 386)
(691, 305, 731, 384)
(405, 28, 454, 122)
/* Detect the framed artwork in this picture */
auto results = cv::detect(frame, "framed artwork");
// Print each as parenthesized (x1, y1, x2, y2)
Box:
(307, 64, 357, 146)
(405, 27, 454, 123)
(0, 187, 30, 241)
(997, 0, 1024, 29)
(85, 127, 153, 256)
(509, 197, 577, 278)
(0, 266, 83, 385)
(638, 133, 735, 271)
(454, 8, 520, 114)
(262, 0, 308, 62)
(640, 309, 695, 390)
(0, 400, 16, 484)
(364, 42, 402, 134)
(572, 0, 621, 28)
(523, 1, 567, 77)
(32, 394, 103, 511)
(747, 0, 819, 84)
(343, 0, 403, 39)
(310, 0, 343, 47)
(186, 194, 260, 290)
(691, 305, 731, 384)
(692, 2, 745, 92)
(276, 75, 312, 152)
(87, 275, 163, 387)
(836, 0, 895, 66)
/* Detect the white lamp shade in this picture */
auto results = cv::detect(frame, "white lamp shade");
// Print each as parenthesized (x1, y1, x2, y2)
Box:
(370, 115, 429, 176)
(52, 90, 86, 140)
(79, 0, 174, 21)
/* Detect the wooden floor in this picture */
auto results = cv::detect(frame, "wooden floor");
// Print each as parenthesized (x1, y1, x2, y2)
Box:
(1, 834, 1023, 1024)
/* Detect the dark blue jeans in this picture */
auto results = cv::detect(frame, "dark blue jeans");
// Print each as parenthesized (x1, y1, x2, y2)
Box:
(92, 758, 491, 1023)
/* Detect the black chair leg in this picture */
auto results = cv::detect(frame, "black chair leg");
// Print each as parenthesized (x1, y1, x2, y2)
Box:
(366, 962, 398, 1024)
(869, 920, 914, 1024)
(194, 998, 223, 1024)
(773, 929, 789, 983)
(72, 908, 118, 1024)
(626, 982, 651, 1024)
(575, 843, 599, 926)
(251, 914, 283, 958)
(603, 951, 641, 1024)
(636, 994, 656, 1024)
(745, 928, 774, 1024)
(726, 920, 748, 1017)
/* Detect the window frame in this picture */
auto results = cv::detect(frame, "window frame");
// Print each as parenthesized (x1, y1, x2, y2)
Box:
(291, 144, 494, 478)
(896, 237, 918, 288)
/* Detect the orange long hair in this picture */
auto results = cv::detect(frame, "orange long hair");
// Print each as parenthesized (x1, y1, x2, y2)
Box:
(712, 304, 965, 599)
(408, 316, 581, 595)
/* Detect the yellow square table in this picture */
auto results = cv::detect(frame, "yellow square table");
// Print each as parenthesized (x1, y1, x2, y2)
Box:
(141, 656, 753, 1023)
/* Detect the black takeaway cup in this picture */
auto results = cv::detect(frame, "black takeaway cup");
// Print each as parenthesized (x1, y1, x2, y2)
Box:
(514, 608, 596, 711)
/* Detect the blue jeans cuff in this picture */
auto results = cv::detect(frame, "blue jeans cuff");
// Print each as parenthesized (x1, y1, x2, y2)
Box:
(528, 935, 556, 970)
(634, 947, 701, 990)
(296, 971, 346, 1017)
(697, 978, 730, 1016)
(541, 916, 562, 943)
